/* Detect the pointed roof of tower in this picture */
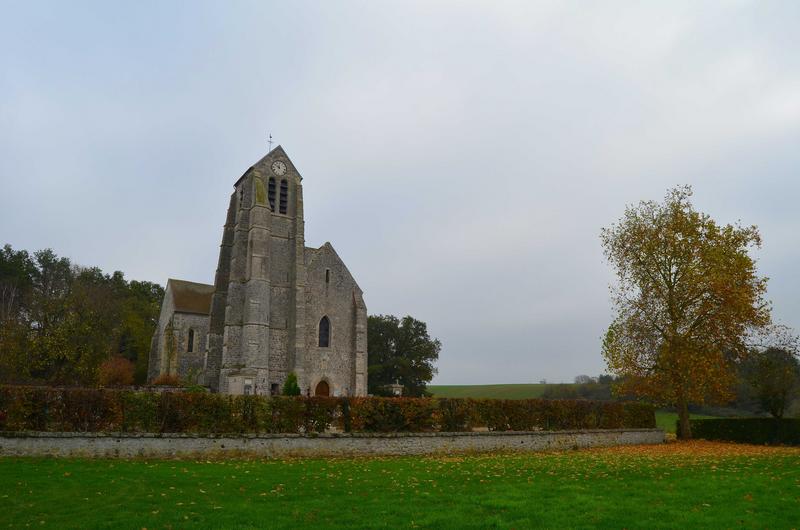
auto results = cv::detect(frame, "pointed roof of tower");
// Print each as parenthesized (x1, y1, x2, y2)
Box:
(234, 145, 303, 187)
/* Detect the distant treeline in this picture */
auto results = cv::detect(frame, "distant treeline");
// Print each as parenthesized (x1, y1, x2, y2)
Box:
(0, 244, 163, 386)
(542, 374, 619, 401)
(562, 371, 798, 419)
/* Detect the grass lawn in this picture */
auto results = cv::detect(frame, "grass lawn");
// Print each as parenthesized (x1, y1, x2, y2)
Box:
(428, 384, 554, 399)
(2, 442, 799, 529)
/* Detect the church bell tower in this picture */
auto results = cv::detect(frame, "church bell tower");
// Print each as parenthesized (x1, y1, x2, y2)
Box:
(205, 146, 306, 394)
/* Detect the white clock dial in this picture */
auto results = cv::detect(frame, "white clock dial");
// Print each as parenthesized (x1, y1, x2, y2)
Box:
(272, 161, 287, 176)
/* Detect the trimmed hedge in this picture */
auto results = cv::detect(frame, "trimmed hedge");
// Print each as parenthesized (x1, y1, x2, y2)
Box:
(690, 418, 800, 446)
(0, 387, 655, 434)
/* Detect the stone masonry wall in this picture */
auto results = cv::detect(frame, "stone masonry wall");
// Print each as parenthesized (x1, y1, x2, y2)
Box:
(0, 429, 664, 458)
(147, 286, 176, 382)
(302, 244, 366, 397)
(173, 313, 210, 383)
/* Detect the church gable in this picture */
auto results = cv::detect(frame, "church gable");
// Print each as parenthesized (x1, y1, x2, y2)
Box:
(301, 241, 367, 397)
(251, 145, 303, 182)
(148, 279, 213, 384)
(232, 146, 301, 187)
(304, 242, 363, 295)
(231, 146, 302, 217)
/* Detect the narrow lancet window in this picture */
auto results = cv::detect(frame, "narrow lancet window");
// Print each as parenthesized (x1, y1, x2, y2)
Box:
(279, 179, 288, 214)
(268, 177, 276, 210)
(187, 329, 195, 353)
(319, 316, 330, 348)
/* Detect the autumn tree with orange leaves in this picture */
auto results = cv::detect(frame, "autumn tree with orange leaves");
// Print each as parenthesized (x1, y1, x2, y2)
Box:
(601, 186, 770, 439)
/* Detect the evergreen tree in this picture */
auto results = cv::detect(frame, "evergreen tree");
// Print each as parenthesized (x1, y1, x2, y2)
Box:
(282, 372, 301, 396)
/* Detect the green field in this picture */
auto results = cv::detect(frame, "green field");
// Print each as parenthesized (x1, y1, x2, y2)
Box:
(2, 443, 799, 528)
(428, 384, 552, 399)
(655, 411, 717, 434)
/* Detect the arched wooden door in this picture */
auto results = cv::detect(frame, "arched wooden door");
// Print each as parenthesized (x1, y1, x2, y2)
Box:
(315, 380, 330, 397)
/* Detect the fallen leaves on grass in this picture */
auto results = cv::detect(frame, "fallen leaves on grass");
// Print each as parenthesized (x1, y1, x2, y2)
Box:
(582, 440, 800, 458)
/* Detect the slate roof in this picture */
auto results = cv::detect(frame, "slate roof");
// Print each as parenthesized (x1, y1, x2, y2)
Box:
(167, 279, 214, 315)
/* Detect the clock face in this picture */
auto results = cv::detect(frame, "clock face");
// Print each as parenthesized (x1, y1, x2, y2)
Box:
(272, 161, 287, 176)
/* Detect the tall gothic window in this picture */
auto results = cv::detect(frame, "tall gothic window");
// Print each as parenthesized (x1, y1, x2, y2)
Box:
(187, 329, 195, 353)
(279, 179, 288, 214)
(318, 316, 330, 348)
(267, 177, 276, 210)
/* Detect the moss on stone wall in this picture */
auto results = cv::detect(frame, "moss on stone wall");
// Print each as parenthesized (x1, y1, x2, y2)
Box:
(255, 178, 267, 205)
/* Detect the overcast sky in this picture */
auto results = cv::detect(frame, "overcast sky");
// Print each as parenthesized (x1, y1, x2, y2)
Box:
(1, 1, 798, 384)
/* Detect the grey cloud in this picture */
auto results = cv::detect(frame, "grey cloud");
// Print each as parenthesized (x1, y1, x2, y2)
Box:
(1, 1, 797, 383)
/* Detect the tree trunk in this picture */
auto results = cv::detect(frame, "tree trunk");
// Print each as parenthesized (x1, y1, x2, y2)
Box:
(677, 394, 691, 440)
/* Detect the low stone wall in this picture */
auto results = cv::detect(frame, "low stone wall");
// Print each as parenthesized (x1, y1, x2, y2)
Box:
(0, 429, 664, 458)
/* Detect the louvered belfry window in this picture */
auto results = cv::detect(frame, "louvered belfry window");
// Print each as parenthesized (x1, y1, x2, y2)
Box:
(279, 179, 288, 214)
(268, 177, 276, 210)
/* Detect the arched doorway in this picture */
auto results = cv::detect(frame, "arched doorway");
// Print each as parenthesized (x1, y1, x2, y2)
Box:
(315, 380, 330, 397)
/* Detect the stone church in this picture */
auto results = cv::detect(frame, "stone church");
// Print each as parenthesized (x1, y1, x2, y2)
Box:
(148, 146, 368, 397)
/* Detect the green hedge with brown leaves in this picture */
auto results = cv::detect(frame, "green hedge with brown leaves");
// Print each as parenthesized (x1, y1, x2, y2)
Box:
(0, 387, 655, 434)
